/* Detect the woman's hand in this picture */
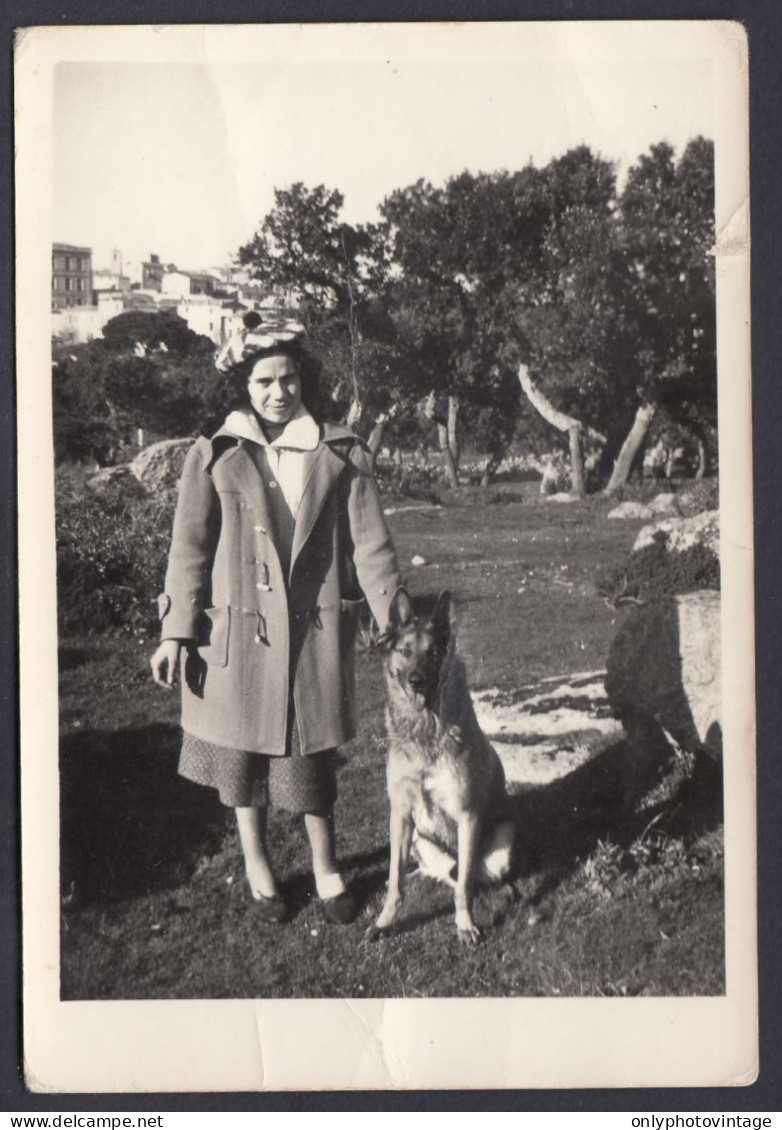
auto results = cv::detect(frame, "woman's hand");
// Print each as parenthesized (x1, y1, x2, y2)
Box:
(150, 640, 183, 689)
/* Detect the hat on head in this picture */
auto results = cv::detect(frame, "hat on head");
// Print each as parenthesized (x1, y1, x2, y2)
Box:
(215, 309, 307, 372)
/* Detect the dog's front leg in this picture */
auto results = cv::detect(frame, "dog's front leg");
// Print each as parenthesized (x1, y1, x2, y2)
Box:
(366, 804, 413, 940)
(454, 810, 482, 944)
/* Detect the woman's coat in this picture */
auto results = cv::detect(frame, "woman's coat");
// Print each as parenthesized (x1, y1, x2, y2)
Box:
(159, 419, 402, 756)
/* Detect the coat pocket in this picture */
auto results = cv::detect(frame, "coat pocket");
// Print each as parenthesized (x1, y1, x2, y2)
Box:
(199, 605, 231, 667)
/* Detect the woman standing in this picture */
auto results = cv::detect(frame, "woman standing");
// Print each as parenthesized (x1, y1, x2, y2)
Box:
(151, 313, 402, 924)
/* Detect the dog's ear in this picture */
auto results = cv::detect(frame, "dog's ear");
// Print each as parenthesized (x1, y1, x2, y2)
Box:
(431, 590, 453, 648)
(384, 587, 416, 642)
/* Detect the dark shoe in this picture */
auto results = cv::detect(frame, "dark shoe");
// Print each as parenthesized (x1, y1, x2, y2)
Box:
(250, 892, 288, 924)
(321, 889, 357, 925)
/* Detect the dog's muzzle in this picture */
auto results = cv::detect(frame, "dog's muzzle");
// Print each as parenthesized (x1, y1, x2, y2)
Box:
(407, 671, 428, 692)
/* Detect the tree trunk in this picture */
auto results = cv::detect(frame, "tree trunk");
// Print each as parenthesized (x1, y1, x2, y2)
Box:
(366, 415, 389, 470)
(605, 402, 657, 494)
(568, 425, 585, 498)
(345, 398, 362, 428)
(438, 423, 459, 488)
(447, 395, 460, 468)
(517, 363, 586, 496)
(480, 445, 507, 488)
(695, 436, 707, 480)
(424, 389, 460, 488)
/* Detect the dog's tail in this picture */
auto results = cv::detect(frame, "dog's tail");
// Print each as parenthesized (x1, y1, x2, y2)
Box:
(480, 819, 516, 884)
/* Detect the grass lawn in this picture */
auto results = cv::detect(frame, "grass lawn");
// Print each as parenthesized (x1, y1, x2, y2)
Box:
(58, 492, 725, 999)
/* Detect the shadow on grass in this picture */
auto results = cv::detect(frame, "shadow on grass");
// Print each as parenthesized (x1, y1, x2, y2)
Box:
(59, 716, 723, 921)
(58, 645, 92, 671)
(511, 725, 723, 903)
(60, 723, 227, 908)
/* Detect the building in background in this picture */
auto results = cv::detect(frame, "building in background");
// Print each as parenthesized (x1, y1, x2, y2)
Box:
(51, 241, 272, 346)
(52, 243, 92, 310)
(141, 253, 166, 292)
(51, 290, 127, 344)
(92, 246, 131, 297)
(172, 294, 249, 345)
(126, 252, 168, 292)
(161, 269, 220, 300)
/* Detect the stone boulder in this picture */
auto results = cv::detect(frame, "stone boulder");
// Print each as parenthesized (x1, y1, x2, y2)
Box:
(130, 437, 194, 493)
(607, 501, 653, 521)
(89, 465, 139, 491)
(605, 591, 722, 761)
(633, 509, 719, 556)
(647, 492, 679, 516)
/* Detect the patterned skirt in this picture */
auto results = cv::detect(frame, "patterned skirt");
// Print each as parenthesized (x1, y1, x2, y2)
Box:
(178, 717, 338, 814)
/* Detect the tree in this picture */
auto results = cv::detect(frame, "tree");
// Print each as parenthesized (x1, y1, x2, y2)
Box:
(53, 344, 125, 465)
(478, 142, 716, 494)
(471, 148, 623, 494)
(100, 310, 214, 357)
(230, 144, 716, 494)
(604, 138, 716, 491)
(378, 175, 531, 486)
(237, 184, 400, 433)
(237, 183, 376, 309)
(52, 313, 218, 464)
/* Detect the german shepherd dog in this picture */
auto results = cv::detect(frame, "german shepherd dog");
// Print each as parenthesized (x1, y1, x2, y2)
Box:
(368, 588, 516, 944)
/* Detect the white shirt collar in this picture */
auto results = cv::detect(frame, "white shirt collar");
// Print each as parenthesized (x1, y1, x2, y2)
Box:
(223, 405, 319, 451)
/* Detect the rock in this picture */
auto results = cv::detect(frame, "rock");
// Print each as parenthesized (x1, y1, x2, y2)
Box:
(547, 492, 576, 503)
(633, 509, 719, 556)
(607, 501, 653, 520)
(605, 591, 721, 760)
(89, 465, 138, 489)
(411, 555, 428, 567)
(647, 492, 679, 515)
(130, 437, 194, 492)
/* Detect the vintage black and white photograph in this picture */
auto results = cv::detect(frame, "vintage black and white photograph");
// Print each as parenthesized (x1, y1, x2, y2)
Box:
(17, 21, 754, 1091)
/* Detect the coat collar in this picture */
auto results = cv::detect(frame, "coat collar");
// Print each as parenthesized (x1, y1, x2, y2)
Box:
(208, 412, 358, 456)
(222, 405, 320, 450)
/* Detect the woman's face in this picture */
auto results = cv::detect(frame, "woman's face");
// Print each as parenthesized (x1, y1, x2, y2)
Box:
(247, 353, 303, 425)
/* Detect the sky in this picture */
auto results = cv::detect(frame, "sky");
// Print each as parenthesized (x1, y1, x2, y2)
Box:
(52, 43, 714, 273)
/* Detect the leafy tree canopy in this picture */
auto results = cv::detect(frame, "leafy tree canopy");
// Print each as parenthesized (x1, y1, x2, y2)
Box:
(100, 310, 215, 357)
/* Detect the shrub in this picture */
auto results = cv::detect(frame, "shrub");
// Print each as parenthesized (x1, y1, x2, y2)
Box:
(675, 478, 719, 516)
(372, 459, 442, 504)
(596, 533, 720, 607)
(487, 488, 528, 506)
(56, 468, 176, 638)
(603, 475, 718, 513)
